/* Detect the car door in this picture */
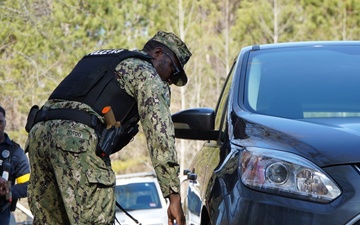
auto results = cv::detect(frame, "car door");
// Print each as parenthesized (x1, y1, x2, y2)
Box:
(184, 59, 237, 225)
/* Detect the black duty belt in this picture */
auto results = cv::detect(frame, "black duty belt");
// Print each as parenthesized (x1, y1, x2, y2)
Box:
(34, 108, 103, 131)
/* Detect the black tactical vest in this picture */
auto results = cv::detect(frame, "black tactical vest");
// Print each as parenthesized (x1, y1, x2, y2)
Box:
(49, 49, 153, 124)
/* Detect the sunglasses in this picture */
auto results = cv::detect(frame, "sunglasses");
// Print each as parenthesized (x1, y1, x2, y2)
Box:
(162, 50, 181, 78)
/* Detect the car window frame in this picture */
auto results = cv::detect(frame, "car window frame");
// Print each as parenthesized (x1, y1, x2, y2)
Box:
(214, 58, 237, 143)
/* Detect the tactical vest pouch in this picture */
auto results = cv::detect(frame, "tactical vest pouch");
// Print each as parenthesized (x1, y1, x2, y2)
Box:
(25, 105, 40, 133)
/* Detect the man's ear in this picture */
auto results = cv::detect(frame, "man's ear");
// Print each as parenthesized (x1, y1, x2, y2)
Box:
(151, 47, 163, 58)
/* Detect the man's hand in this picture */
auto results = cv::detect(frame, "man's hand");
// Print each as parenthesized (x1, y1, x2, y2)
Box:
(167, 193, 186, 225)
(0, 177, 8, 196)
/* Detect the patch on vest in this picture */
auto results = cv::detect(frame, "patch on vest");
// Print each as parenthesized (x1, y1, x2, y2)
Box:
(87, 49, 125, 56)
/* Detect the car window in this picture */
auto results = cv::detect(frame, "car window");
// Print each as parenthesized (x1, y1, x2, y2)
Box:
(214, 60, 237, 138)
(244, 46, 360, 119)
(115, 182, 162, 210)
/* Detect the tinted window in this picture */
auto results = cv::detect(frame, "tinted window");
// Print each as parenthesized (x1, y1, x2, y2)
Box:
(244, 45, 360, 118)
(115, 182, 162, 210)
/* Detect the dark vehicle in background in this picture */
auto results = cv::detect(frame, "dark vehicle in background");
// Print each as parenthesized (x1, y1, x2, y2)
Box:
(172, 41, 360, 225)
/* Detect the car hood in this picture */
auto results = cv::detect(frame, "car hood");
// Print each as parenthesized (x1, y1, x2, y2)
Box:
(234, 113, 360, 167)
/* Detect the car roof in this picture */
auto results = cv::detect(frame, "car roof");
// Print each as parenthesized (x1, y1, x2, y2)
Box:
(116, 172, 158, 185)
(246, 40, 360, 51)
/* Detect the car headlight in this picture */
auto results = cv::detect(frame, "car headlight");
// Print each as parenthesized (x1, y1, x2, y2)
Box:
(240, 147, 341, 203)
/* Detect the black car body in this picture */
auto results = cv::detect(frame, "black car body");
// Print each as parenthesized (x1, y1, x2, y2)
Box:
(172, 41, 360, 225)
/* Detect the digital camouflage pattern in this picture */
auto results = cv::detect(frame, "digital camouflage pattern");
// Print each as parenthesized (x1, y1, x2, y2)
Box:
(149, 31, 192, 86)
(27, 101, 115, 225)
(27, 50, 181, 224)
(115, 51, 181, 196)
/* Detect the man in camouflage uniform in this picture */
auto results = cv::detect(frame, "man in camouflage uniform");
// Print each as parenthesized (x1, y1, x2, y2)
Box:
(26, 31, 191, 225)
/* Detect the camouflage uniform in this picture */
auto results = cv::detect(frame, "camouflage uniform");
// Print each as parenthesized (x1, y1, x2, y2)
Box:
(27, 101, 114, 225)
(116, 51, 180, 196)
(27, 31, 191, 225)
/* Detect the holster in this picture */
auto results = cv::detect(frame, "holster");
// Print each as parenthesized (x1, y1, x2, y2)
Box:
(113, 124, 139, 152)
(97, 126, 124, 157)
(96, 123, 139, 157)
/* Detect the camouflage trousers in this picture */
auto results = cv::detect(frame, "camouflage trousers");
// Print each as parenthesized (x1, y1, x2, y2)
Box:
(27, 120, 115, 225)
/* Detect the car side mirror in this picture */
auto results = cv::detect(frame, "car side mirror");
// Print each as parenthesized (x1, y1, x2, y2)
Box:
(171, 108, 219, 140)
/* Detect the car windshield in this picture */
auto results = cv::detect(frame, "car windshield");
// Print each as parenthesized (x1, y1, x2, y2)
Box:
(244, 45, 360, 119)
(115, 182, 162, 211)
